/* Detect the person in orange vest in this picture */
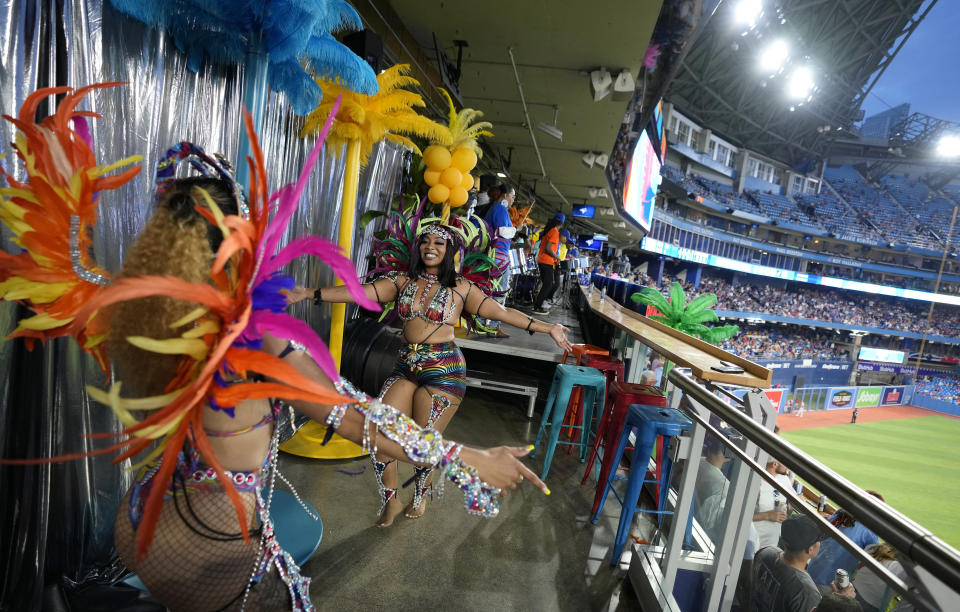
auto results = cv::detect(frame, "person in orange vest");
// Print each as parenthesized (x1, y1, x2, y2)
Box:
(533, 213, 565, 314)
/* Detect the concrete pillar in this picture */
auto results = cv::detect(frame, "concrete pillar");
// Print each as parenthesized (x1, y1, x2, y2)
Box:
(697, 128, 713, 154)
(693, 264, 703, 289)
(734, 151, 749, 193)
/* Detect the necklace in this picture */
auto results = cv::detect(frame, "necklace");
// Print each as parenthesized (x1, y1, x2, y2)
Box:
(418, 273, 438, 311)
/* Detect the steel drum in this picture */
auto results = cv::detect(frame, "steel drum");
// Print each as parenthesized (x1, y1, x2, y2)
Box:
(508, 248, 527, 273)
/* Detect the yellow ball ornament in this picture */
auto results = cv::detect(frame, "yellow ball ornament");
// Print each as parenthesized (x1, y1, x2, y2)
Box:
(424, 169, 441, 187)
(428, 183, 450, 204)
(449, 186, 469, 207)
(460, 173, 474, 191)
(451, 147, 478, 173)
(440, 167, 463, 189)
(423, 145, 452, 170)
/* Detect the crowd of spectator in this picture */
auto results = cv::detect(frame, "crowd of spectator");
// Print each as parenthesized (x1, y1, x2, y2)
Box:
(915, 375, 960, 403)
(718, 325, 849, 361)
(693, 274, 960, 338)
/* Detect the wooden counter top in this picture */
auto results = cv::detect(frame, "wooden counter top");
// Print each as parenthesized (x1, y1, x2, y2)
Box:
(580, 286, 771, 388)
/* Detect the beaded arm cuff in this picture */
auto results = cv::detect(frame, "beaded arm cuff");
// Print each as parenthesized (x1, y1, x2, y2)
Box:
(329, 379, 501, 518)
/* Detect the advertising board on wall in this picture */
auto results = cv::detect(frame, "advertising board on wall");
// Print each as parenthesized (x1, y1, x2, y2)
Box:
(827, 387, 857, 409)
(881, 386, 906, 406)
(854, 387, 882, 408)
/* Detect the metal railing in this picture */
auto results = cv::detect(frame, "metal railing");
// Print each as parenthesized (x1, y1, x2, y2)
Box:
(668, 369, 960, 611)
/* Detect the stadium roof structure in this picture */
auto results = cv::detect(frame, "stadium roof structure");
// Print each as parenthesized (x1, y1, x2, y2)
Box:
(663, 0, 938, 167)
(353, 1, 666, 244)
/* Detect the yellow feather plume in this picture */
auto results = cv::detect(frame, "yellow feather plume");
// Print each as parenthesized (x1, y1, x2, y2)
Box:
(301, 65, 450, 165)
(438, 88, 494, 157)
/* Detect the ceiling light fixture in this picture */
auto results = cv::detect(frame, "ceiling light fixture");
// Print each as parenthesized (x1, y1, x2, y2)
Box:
(612, 70, 636, 101)
(759, 39, 788, 74)
(589, 68, 613, 102)
(734, 0, 762, 27)
(594, 154, 609, 168)
(582, 151, 597, 168)
(786, 65, 814, 99)
(537, 106, 563, 141)
(937, 134, 960, 158)
(496, 171, 507, 178)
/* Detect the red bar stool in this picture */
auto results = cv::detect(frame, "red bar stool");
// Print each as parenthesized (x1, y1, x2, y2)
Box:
(560, 344, 608, 365)
(563, 355, 624, 449)
(582, 381, 666, 519)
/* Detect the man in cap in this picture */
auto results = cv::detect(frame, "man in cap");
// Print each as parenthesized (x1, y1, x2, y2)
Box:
(754, 514, 826, 612)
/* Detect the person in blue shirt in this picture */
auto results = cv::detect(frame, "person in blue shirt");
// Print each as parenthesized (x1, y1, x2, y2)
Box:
(481, 184, 516, 336)
(805, 492, 883, 586)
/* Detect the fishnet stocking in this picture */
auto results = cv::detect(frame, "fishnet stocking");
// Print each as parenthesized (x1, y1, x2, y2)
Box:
(115, 486, 292, 611)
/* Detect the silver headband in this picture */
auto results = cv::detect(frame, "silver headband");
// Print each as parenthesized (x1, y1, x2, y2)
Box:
(418, 224, 453, 242)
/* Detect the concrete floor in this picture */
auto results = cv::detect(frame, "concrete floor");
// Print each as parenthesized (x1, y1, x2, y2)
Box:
(281, 387, 643, 611)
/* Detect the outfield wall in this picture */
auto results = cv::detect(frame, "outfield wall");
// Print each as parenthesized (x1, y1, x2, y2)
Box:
(756, 359, 854, 387)
(771, 384, 915, 412)
(913, 395, 960, 418)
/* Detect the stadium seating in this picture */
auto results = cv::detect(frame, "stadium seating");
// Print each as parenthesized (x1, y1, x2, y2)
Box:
(747, 190, 814, 227)
(881, 175, 958, 247)
(826, 166, 941, 250)
(793, 191, 881, 244)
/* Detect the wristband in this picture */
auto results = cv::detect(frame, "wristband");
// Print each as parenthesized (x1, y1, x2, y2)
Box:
(313, 288, 323, 305)
(525, 317, 536, 335)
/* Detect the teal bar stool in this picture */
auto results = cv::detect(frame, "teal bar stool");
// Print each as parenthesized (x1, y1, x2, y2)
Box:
(531, 364, 607, 480)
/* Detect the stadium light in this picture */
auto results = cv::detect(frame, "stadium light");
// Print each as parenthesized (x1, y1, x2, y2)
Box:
(759, 39, 789, 74)
(937, 134, 960, 158)
(734, 0, 763, 27)
(786, 65, 814, 99)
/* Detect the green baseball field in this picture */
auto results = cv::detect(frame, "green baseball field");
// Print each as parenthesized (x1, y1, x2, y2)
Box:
(782, 415, 960, 549)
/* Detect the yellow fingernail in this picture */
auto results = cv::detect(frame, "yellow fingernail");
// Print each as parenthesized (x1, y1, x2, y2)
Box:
(528, 444, 535, 451)
(544, 488, 551, 496)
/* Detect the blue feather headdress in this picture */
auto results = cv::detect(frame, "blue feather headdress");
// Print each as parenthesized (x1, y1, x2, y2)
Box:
(109, 0, 378, 114)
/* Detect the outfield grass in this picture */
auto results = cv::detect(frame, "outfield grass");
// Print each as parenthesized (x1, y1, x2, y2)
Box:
(782, 416, 960, 549)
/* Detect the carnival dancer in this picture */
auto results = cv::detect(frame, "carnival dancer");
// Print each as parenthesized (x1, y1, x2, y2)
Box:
(0, 84, 546, 611)
(289, 210, 573, 527)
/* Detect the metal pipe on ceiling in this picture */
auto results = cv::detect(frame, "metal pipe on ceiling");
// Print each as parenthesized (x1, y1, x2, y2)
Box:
(507, 46, 548, 179)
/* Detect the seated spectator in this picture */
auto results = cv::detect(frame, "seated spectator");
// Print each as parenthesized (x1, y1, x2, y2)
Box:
(815, 593, 862, 611)
(806, 492, 883, 586)
(694, 432, 735, 543)
(852, 542, 911, 612)
(755, 513, 827, 611)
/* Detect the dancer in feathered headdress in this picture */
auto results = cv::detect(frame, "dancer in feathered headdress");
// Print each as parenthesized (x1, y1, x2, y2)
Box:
(288, 204, 574, 526)
(0, 84, 549, 611)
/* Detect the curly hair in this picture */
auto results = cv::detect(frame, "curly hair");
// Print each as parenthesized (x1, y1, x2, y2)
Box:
(108, 178, 238, 397)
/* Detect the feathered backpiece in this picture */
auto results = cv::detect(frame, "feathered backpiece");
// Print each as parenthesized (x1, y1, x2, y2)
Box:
(107, 0, 377, 114)
(367, 198, 503, 330)
(1, 84, 380, 560)
(0, 82, 142, 371)
(300, 64, 450, 165)
(437, 88, 493, 157)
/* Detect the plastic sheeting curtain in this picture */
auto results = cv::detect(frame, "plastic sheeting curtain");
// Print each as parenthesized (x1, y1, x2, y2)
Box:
(0, 0, 406, 608)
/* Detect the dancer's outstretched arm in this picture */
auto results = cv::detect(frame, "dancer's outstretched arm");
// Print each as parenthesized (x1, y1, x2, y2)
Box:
(286, 275, 401, 306)
(464, 286, 573, 351)
(262, 334, 546, 495)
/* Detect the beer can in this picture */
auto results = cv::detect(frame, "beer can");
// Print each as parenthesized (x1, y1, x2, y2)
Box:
(600, 286, 606, 302)
(794, 480, 803, 495)
(818, 494, 827, 512)
(835, 568, 850, 589)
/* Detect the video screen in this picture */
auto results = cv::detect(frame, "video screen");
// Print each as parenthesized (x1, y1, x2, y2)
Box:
(577, 237, 604, 251)
(859, 347, 906, 364)
(621, 128, 661, 233)
(572, 205, 596, 219)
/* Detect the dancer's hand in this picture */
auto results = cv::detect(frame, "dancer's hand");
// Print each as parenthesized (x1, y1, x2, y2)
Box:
(285, 285, 314, 305)
(460, 446, 549, 495)
(550, 324, 573, 351)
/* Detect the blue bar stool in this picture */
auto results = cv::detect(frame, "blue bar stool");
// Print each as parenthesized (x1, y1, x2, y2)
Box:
(591, 403, 692, 565)
(531, 364, 607, 480)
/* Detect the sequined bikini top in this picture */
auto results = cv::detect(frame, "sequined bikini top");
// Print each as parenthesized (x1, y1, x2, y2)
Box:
(396, 273, 454, 324)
